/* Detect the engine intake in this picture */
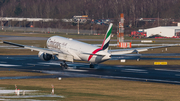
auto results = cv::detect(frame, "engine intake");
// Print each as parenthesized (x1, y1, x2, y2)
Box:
(38, 52, 52, 61)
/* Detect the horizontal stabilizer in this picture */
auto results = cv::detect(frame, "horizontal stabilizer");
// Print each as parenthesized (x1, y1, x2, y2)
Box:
(82, 52, 105, 56)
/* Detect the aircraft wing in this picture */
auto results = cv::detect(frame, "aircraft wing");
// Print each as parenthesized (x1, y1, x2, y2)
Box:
(109, 45, 174, 55)
(3, 41, 60, 55)
(94, 43, 180, 47)
(131, 44, 180, 46)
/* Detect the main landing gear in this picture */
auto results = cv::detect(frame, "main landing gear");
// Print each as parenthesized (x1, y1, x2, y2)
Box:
(60, 61, 68, 69)
(90, 64, 94, 68)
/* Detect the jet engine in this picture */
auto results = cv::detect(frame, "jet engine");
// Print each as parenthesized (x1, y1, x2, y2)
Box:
(38, 51, 52, 61)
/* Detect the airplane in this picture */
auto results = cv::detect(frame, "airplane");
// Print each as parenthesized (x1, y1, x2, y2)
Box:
(2, 23, 174, 69)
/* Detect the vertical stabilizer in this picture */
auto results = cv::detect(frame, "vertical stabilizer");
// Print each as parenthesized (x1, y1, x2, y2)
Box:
(101, 23, 113, 52)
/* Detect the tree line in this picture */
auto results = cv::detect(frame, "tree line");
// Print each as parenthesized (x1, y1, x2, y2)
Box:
(0, 0, 179, 31)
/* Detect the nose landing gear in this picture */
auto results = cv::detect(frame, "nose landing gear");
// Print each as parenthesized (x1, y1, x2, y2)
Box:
(90, 64, 94, 68)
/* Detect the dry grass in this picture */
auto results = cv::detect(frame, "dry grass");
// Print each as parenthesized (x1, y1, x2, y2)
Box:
(0, 70, 49, 77)
(0, 40, 45, 55)
(0, 69, 179, 101)
(0, 49, 38, 55)
(0, 77, 180, 100)
(2, 40, 47, 47)
(0, 31, 107, 39)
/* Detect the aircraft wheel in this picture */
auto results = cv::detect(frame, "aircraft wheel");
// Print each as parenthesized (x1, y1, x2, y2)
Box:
(90, 64, 94, 68)
(60, 63, 64, 68)
(60, 63, 68, 69)
(64, 63, 68, 69)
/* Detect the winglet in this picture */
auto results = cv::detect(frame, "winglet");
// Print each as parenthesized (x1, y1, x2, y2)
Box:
(101, 23, 113, 52)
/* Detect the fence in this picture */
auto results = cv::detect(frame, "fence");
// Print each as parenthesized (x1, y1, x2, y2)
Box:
(0, 26, 98, 34)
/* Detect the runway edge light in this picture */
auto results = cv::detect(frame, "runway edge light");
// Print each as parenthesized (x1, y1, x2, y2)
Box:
(51, 84, 54, 95)
(58, 77, 62, 80)
(15, 84, 17, 95)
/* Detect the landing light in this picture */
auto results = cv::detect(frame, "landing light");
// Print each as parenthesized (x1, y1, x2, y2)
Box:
(69, 38, 73, 40)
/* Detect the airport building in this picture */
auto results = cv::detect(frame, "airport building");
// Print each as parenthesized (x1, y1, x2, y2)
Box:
(145, 26, 180, 38)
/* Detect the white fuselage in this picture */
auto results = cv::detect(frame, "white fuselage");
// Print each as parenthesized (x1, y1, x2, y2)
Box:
(46, 36, 111, 64)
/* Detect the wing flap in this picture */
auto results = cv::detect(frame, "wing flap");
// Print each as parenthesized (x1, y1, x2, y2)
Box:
(82, 52, 105, 56)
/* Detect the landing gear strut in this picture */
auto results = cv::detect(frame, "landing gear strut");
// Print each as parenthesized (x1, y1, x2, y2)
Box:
(60, 61, 68, 69)
(90, 64, 94, 68)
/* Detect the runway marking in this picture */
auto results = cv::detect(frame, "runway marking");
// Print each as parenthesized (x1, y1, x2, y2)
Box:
(115, 65, 133, 68)
(175, 74, 180, 76)
(65, 68, 88, 72)
(0, 64, 20, 67)
(121, 70, 148, 74)
(0, 94, 64, 98)
(155, 69, 180, 72)
(43, 65, 50, 66)
(34, 68, 88, 73)
(27, 63, 50, 67)
(33, 70, 61, 74)
(125, 69, 147, 72)
(39, 62, 60, 65)
(34, 70, 180, 84)
(102, 75, 180, 84)
(0, 90, 38, 94)
(0, 61, 6, 63)
(39, 62, 89, 67)
(27, 63, 37, 65)
(121, 69, 148, 74)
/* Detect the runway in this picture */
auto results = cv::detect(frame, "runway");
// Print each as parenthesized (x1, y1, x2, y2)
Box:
(2, 35, 180, 43)
(1, 55, 180, 85)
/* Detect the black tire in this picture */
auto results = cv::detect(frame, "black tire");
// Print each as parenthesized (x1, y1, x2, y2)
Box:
(60, 63, 64, 68)
(64, 64, 68, 69)
(90, 64, 94, 68)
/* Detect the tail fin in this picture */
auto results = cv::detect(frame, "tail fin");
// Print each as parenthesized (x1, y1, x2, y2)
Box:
(101, 23, 113, 52)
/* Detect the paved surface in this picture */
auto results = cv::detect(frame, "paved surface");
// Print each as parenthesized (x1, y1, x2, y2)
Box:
(2, 35, 180, 43)
(0, 35, 48, 40)
(1, 55, 180, 85)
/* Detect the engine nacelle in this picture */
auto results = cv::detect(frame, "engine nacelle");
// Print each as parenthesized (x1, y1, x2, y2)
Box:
(38, 52, 52, 61)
